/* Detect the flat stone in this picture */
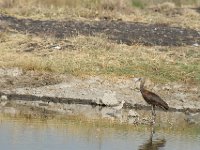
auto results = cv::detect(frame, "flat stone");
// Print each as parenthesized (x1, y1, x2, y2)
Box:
(101, 91, 119, 106)
(128, 109, 139, 117)
(1, 95, 8, 100)
(185, 113, 200, 124)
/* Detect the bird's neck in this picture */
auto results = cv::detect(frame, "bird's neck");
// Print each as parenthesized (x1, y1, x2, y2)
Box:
(140, 80, 145, 92)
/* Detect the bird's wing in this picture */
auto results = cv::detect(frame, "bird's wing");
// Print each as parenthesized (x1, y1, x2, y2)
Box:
(143, 90, 169, 110)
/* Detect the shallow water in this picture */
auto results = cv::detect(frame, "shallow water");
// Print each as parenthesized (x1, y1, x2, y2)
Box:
(0, 116, 200, 150)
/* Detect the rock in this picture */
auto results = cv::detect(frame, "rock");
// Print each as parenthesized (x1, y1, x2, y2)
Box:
(53, 45, 62, 50)
(193, 43, 199, 47)
(101, 91, 118, 106)
(185, 113, 200, 124)
(112, 100, 125, 110)
(128, 110, 139, 117)
(1, 95, 8, 100)
(101, 91, 125, 110)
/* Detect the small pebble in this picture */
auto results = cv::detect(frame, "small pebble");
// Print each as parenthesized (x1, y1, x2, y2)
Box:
(1, 95, 8, 100)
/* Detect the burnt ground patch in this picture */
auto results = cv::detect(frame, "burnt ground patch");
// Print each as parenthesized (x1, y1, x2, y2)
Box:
(0, 14, 199, 46)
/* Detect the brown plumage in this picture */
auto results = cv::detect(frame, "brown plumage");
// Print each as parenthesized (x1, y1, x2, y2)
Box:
(136, 78, 169, 123)
(139, 78, 169, 110)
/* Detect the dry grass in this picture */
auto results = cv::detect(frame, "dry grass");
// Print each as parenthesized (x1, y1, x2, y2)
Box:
(0, 0, 199, 84)
(0, 0, 200, 29)
(0, 32, 199, 84)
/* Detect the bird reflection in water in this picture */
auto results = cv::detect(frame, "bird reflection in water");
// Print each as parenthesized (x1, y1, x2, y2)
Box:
(138, 125, 166, 150)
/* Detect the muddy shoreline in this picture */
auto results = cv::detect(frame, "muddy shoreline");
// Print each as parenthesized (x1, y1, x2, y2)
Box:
(1, 94, 200, 125)
(0, 68, 200, 125)
(0, 91, 199, 113)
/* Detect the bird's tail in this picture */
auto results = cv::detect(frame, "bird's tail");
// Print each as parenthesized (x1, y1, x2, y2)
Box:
(161, 101, 169, 110)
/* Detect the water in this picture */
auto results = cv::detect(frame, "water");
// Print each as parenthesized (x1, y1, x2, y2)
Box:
(0, 116, 200, 150)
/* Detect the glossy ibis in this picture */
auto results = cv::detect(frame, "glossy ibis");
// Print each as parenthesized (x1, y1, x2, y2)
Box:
(136, 78, 169, 124)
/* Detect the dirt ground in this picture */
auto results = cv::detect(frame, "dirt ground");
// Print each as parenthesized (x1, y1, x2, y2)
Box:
(0, 67, 200, 125)
(0, 68, 68, 89)
(0, 14, 199, 46)
(0, 67, 199, 110)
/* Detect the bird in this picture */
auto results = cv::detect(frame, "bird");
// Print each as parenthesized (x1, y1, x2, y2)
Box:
(136, 78, 169, 124)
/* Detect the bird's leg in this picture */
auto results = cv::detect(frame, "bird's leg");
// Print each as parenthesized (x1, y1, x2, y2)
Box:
(151, 105, 154, 116)
(153, 105, 156, 124)
(150, 123, 155, 136)
(153, 105, 156, 116)
(151, 105, 156, 124)
(151, 105, 154, 124)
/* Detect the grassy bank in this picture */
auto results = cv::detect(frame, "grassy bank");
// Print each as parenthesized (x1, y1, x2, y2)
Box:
(0, 0, 200, 84)
(0, 33, 199, 84)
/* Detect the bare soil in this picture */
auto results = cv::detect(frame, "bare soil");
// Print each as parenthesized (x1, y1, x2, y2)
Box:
(0, 68, 68, 89)
(0, 67, 199, 125)
(0, 14, 199, 46)
(0, 68, 199, 111)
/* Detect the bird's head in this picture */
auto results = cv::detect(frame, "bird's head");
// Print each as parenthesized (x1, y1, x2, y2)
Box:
(134, 77, 145, 83)
(134, 77, 146, 90)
